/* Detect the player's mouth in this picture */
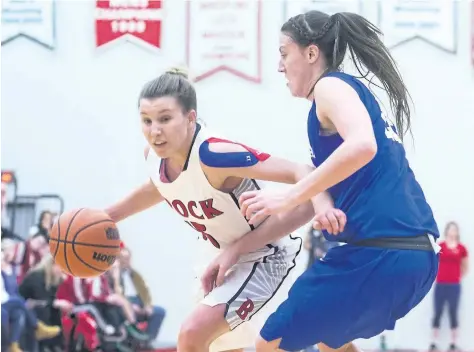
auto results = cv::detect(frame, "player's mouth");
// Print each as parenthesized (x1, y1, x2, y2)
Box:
(154, 141, 167, 148)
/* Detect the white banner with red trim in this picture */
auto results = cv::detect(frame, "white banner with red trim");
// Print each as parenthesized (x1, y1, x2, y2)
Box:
(186, 1, 262, 83)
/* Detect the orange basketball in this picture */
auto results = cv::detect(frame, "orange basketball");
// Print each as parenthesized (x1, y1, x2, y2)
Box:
(49, 208, 121, 278)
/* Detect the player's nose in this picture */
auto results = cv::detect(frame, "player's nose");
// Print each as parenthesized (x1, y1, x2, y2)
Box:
(278, 60, 285, 72)
(150, 123, 162, 136)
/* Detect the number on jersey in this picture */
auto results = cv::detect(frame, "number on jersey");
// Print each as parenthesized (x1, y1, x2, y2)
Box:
(381, 113, 402, 144)
(186, 221, 221, 249)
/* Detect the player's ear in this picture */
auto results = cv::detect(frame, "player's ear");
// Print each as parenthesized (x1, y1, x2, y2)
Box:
(307, 44, 320, 64)
(187, 109, 197, 126)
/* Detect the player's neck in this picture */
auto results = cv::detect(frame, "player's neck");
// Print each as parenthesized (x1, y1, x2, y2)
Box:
(167, 124, 197, 171)
(305, 65, 329, 102)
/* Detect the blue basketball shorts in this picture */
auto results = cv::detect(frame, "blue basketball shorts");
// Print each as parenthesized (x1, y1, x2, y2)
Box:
(259, 244, 439, 351)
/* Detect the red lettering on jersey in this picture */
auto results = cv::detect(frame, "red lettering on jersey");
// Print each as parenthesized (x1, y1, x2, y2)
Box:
(165, 198, 223, 249)
(186, 221, 220, 249)
(171, 200, 188, 217)
(236, 298, 254, 320)
(167, 198, 223, 221)
(188, 201, 205, 220)
(206, 137, 271, 161)
(199, 199, 223, 219)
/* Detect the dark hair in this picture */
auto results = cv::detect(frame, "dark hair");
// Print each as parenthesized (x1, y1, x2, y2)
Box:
(281, 11, 411, 140)
(38, 210, 51, 224)
(138, 66, 197, 113)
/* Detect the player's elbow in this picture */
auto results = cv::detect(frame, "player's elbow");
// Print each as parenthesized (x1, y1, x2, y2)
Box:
(354, 138, 377, 165)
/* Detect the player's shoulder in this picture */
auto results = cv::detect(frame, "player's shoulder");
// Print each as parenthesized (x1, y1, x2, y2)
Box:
(200, 136, 249, 153)
(198, 136, 270, 168)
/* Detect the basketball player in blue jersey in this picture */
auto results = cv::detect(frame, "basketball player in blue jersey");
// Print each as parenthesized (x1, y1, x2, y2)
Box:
(104, 67, 347, 352)
(201, 10, 441, 352)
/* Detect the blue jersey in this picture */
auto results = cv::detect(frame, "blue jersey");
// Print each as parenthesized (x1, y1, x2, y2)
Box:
(308, 71, 439, 243)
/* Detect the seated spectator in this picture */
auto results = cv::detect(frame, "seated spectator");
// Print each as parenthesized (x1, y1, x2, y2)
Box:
(28, 210, 53, 241)
(2, 261, 25, 352)
(10, 234, 49, 283)
(56, 274, 148, 350)
(90, 269, 149, 342)
(1, 242, 61, 352)
(118, 246, 166, 345)
(430, 221, 469, 352)
(19, 255, 68, 351)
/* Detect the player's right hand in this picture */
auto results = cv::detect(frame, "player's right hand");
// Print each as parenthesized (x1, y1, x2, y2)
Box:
(201, 245, 240, 296)
(312, 208, 346, 235)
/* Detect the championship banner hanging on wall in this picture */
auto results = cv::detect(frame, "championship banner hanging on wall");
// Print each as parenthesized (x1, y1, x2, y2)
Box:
(95, 0, 163, 51)
(1, 0, 56, 49)
(378, 0, 457, 53)
(186, 1, 262, 83)
(284, 0, 362, 22)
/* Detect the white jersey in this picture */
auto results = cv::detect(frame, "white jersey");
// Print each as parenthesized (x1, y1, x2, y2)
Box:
(146, 124, 297, 259)
(146, 124, 302, 352)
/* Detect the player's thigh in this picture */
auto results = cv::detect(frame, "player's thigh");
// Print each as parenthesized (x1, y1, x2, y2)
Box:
(179, 303, 230, 346)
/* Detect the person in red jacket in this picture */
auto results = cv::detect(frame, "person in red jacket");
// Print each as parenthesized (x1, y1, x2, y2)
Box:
(56, 274, 148, 342)
(430, 221, 469, 352)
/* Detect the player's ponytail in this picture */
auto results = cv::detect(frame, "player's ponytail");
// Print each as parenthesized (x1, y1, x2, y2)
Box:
(139, 65, 197, 113)
(282, 11, 412, 140)
(331, 12, 411, 140)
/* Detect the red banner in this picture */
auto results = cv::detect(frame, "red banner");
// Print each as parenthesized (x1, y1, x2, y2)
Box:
(185, 1, 262, 83)
(95, 0, 162, 50)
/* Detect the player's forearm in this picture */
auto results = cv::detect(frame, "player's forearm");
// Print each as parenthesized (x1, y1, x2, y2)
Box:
(105, 180, 163, 222)
(288, 140, 376, 208)
(293, 163, 315, 184)
(234, 201, 314, 255)
(311, 191, 335, 213)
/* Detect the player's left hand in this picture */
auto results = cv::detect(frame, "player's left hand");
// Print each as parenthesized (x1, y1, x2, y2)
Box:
(313, 208, 347, 235)
(201, 245, 240, 296)
(239, 189, 291, 225)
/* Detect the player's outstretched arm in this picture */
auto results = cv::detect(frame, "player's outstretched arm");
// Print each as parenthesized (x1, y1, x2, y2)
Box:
(105, 179, 164, 223)
(105, 146, 164, 222)
(199, 137, 313, 185)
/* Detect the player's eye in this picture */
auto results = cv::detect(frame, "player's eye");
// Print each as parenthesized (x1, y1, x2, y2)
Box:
(142, 118, 152, 125)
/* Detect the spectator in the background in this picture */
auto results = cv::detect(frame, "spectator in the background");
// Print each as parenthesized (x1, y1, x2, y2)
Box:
(2, 241, 61, 352)
(11, 233, 49, 282)
(430, 221, 469, 352)
(1, 182, 22, 242)
(118, 246, 166, 346)
(19, 256, 68, 351)
(28, 210, 53, 241)
(304, 225, 339, 269)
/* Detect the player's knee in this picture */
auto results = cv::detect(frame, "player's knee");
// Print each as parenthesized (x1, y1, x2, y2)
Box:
(178, 320, 208, 351)
(255, 336, 281, 352)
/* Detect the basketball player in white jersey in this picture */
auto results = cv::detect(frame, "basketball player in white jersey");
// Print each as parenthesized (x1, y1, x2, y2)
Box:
(104, 67, 346, 352)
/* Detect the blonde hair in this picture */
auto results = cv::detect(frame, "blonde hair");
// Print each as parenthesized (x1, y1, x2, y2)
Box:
(139, 65, 197, 113)
(165, 66, 190, 79)
(31, 255, 64, 289)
